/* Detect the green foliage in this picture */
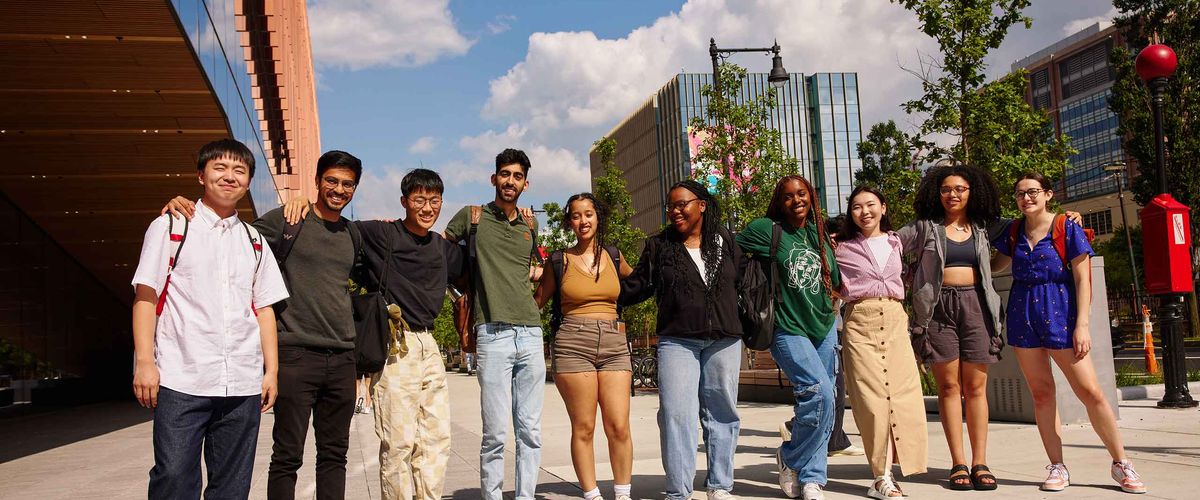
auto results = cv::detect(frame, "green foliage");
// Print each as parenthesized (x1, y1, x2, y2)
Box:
(431, 295, 459, 349)
(539, 201, 575, 251)
(1094, 225, 1144, 295)
(892, 0, 1073, 218)
(688, 63, 799, 231)
(1109, 2, 1200, 211)
(855, 120, 922, 226)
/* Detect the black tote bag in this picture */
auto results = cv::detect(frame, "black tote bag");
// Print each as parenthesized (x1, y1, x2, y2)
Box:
(352, 225, 394, 373)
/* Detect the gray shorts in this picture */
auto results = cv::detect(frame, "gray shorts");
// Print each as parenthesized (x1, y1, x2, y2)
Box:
(922, 285, 1000, 365)
(551, 316, 632, 374)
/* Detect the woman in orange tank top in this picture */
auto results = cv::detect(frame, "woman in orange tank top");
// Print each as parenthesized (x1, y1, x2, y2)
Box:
(534, 193, 635, 500)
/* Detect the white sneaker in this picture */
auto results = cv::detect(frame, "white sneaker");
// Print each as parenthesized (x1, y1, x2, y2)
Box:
(615, 495, 632, 500)
(1111, 460, 1147, 494)
(828, 444, 865, 457)
(780, 419, 792, 442)
(776, 448, 800, 498)
(1041, 463, 1069, 492)
(801, 483, 824, 500)
(706, 489, 735, 500)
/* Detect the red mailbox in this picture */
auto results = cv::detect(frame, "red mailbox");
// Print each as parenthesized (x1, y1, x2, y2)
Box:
(1141, 193, 1194, 294)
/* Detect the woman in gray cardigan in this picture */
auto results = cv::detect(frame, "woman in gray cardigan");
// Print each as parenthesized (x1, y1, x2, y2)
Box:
(897, 164, 1007, 491)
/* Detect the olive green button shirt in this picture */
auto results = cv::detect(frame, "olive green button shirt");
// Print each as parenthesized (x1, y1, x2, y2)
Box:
(445, 202, 541, 328)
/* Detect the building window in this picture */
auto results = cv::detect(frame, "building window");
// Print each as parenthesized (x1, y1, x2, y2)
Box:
(1082, 210, 1113, 236)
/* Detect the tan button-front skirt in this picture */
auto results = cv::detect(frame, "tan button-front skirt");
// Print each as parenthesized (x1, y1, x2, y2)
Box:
(843, 298, 928, 477)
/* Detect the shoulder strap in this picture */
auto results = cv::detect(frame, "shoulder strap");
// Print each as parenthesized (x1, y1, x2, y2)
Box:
(769, 222, 782, 294)
(346, 219, 363, 267)
(1051, 214, 1069, 266)
(156, 214, 189, 316)
(274, 213, 306, 266)
(1007, 218, 1023, 253)
(241, 222, 265, 313)
(551, 250, 566, 290)
(524, 209, 543, 265)
(467, 205, 482, 261)
(604, 245, 620, 270)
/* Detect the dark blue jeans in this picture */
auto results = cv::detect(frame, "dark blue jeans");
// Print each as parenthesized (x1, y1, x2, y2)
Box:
(149, 387, 261, 499)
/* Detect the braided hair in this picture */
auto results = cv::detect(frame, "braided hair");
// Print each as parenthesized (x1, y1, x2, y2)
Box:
(661, 180, 725, 302)
(765, 175, 836, 301)
(563, 193, 611, 281)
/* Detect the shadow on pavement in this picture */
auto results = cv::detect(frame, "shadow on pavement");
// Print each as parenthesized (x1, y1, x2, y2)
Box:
(0, 399, 150, 463)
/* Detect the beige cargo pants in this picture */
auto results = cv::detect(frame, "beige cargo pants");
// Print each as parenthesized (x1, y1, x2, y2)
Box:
(371, 330, 451, 500)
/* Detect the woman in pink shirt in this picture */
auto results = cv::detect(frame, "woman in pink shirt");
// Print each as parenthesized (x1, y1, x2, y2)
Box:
(834, 186, 928, 499)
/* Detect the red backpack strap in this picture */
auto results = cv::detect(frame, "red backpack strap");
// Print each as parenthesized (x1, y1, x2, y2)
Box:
(1007, 218, 1022, 254)
(1051, 214, 1069, 267)
(156, 214, 189, 316)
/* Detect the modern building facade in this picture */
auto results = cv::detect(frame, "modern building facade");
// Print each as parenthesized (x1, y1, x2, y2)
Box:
(1013, 22, 1138, 243)
(0, 0, 319, 403)
(591, 72, 862, 235)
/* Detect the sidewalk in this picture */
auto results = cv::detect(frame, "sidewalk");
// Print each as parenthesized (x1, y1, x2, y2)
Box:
(0, 372, 1196, 499)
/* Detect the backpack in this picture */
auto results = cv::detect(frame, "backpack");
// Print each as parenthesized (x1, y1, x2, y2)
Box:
(155, 213, 263, 317)
(1006, 214, 1096, 280)
(548, 246, 621, 334)
(739, 222, 782, 351)
(452, 205, 540, 352)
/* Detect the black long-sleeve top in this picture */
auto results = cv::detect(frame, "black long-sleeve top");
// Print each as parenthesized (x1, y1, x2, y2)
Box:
(620, 228, 746, 340)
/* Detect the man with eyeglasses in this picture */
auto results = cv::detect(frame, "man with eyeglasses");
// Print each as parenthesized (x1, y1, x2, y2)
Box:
(163, 150, 366, 500)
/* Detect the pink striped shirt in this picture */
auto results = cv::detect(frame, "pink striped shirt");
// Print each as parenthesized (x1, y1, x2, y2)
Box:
(834, 232, 905, 302)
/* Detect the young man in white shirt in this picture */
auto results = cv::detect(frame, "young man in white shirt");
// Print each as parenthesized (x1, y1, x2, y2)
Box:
(131, 139, 289, 499)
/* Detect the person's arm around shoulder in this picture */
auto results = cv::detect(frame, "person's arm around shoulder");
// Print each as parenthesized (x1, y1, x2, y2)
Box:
(533, 257, 556, 309)
(252, 206, 287, 246)
(734, 217, 770, 256)
(1066, 219, 1095, 359)
(161, 196, 197, 220)
(989, 220, 1015, 273)
(618, 251, 635, 278)
(619, 238, 657, 306)
(896, 220, 922, 255)
(443, 206, 471, 243)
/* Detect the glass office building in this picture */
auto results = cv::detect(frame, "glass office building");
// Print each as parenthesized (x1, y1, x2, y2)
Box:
(592, 71, 863, 234)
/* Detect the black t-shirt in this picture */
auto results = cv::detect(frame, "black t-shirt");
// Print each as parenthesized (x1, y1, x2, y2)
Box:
(354, 220, 465, 330)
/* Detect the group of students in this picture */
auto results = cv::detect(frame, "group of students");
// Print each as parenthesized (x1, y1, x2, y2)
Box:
(131, 138, 1147, 500)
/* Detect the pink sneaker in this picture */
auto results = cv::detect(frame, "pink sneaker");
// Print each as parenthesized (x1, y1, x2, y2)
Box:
(1041, 463, 1069, 492)
(1111, 460, 1146, 494)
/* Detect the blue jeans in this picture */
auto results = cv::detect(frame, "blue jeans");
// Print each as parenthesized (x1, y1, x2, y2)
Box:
(149, 386, 261, 499)
(772, 325, 838, 485)
(657, 335, 742, 499)
(476, 323, 546, 500)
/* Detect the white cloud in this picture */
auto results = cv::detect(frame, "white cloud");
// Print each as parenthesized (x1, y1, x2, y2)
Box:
(408, 136, 437, 154)
(457, 124, 592, 196)
(481, 0, 933, 150)
(486, 14, 517, 35)
(348, 167, 469, 233)
(1062, 7, 1117, 36)
(307, 0, 473, 70)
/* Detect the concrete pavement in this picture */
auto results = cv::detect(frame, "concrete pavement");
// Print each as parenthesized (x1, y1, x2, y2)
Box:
(0, 372, 1197, 499)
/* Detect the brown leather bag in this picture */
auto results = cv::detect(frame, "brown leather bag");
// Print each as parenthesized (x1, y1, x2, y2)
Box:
(452, 205, 540, 353)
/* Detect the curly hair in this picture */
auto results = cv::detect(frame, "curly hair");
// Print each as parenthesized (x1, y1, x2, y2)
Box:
(838, 185, 894, 242)
(563, 193, 610, 281)
(912, 164, 1002, 226)
(765, 175, 835, 301)
(660, 180, 725, 302)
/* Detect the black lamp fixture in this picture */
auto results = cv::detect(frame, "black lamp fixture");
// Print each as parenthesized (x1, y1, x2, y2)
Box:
(709, 38, 790, 94)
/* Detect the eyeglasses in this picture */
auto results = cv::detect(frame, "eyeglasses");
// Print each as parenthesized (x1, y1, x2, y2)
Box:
(665, 198, 701, 213)
(1015, 188, 1046, 199)
(939, 186, 970, 196)
(322, 177, 357, 191)
(408, 196, 443, 208)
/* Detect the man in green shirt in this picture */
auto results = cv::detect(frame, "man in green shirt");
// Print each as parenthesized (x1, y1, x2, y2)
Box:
(443, 148, 543, 500)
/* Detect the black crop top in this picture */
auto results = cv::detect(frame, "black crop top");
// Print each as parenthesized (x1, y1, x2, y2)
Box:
(944, 232, 977, 268)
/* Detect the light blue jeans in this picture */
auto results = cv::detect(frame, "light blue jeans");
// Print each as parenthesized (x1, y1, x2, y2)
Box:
(657, 335, 742, 499)
(771, 325, 838, 485)
(476, 323, 546, 500)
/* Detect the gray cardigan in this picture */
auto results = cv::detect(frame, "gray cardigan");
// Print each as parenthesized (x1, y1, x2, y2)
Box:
(897, 218, 1010, 357)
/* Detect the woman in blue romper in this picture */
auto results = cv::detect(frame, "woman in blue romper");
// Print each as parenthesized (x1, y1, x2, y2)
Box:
(992, 173, 1146, 495)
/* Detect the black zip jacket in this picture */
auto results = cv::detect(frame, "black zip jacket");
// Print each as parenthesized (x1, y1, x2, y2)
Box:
(620, 228, 746, 340)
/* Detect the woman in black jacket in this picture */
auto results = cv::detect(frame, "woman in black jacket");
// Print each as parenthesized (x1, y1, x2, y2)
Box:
(621, 180, 745, 500)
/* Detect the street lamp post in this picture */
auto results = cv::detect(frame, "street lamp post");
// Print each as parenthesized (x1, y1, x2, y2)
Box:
(708, 38, 790, 98)
(1103, 161, 1141, 305)
(1135, 43, 1198, 408)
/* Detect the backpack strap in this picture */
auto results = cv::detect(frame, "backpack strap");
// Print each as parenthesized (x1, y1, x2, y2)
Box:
(467, 205, 482, 262)
(1051, 213, 1069, 266)
(274, 210, 306, 266)
(522, 208, 543, 265)
(769, 221, 782, 295)
(156, 214, 189, 316)
(1007, 218, 1022, 254)
(241, 221, 264, 314)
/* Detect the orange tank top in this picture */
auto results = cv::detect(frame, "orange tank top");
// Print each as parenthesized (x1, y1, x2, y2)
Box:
(560, 253, 620, 317)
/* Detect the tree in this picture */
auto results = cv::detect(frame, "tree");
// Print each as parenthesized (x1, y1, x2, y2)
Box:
(894, 0, 1074, 217)
(856, 120, 922, 226)
(1094, 225, 1144, 296)
(688, 63, 799, 231)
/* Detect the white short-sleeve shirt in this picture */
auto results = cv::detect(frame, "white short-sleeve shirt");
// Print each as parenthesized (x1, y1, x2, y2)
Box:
(132, 200, 288, 397)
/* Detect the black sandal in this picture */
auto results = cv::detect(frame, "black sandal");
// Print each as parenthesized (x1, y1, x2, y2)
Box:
(947, 464, 973, 491)
(971, 464, 998, 491)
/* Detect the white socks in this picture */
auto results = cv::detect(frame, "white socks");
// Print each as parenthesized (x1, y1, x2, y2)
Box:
(583, 487, 602, 500)
(614, 484, 632, 497)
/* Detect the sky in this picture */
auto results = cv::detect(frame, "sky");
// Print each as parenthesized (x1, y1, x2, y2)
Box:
(308, 0, 1119, 231)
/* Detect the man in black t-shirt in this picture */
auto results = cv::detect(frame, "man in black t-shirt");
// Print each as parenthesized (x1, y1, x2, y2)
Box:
(294, 169, 464, 499)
